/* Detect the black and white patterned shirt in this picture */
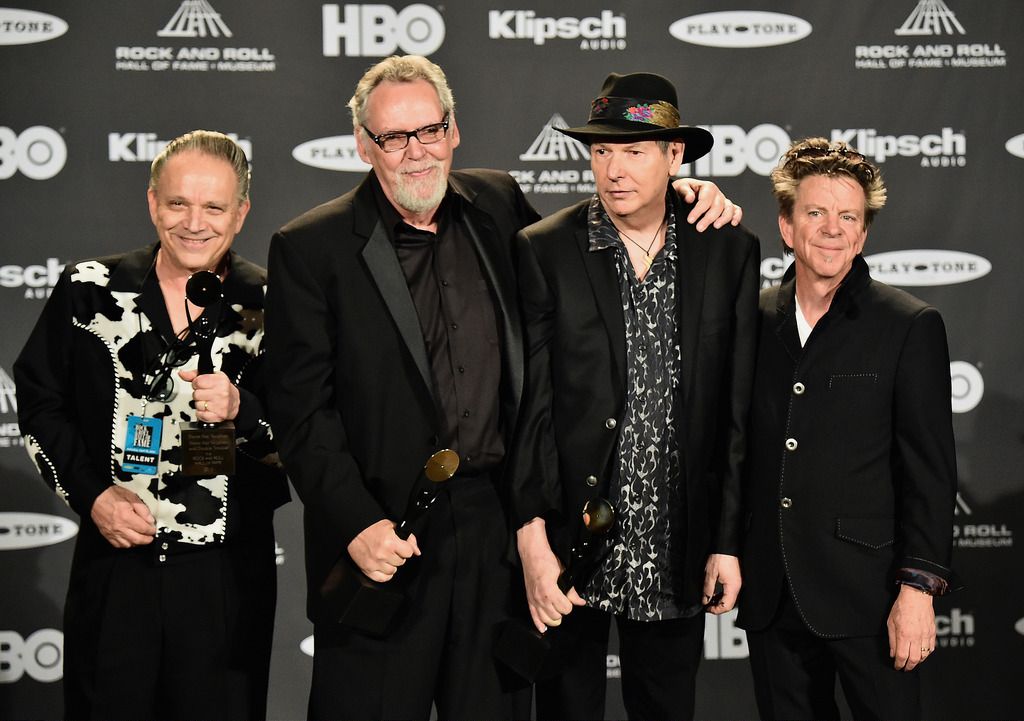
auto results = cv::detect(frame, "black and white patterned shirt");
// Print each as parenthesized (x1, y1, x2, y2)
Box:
(583, 192, 687, 621)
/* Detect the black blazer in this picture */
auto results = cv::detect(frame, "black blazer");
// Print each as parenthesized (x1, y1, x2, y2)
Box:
(737, 256, 957, 638)
(264, 169, 539, 621)
(508, 191, 760, 607)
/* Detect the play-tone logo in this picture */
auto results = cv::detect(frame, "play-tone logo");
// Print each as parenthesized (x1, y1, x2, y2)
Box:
(323, 3, 445, 57)
(0, 512, 79, 550)
(865, 250, 990, 286)
(669, 11, 811, 48)
(0, 8, 68, 45)
(292, 136, 371, 172)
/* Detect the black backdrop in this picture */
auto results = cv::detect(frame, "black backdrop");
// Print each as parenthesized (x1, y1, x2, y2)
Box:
(2, 2, 1022, 719)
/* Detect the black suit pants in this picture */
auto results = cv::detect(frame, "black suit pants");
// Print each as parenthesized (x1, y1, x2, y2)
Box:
(535, 604, 705, 721)
(62, 526, 277, 721)
(309, 474, 531, 721)
(746, 585, 921, 721)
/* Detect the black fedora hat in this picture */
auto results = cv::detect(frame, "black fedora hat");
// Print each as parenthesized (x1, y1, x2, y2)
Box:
(556, 72, 714, 164)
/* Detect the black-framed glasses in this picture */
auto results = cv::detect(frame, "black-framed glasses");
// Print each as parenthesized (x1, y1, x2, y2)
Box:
(362, 114, 450, 153)
(786, 144, 876, 180)
(145, 336, 195, 403)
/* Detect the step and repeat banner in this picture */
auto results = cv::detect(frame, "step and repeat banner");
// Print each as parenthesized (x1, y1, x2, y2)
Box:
(2, 1, 1021, 719)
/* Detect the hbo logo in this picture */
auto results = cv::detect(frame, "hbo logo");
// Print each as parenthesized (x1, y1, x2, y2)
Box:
(685, 124, 792, 177)
(0, 629, 63, 683)
(0, 126, 67, 180)
(323, 3, 445, 57)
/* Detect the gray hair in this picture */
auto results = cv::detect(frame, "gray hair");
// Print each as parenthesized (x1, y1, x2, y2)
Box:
(149, 130, 250, 203)
(347, 55, 455, 132)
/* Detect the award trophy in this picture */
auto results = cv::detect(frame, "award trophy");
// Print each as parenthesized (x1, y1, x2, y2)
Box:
(319, 449, 460, 637)
(180, 270, 235, 476)
(494, 497, 616, 681)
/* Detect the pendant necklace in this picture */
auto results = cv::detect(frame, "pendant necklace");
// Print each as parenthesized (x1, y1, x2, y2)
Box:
(615, 216, 667, 271)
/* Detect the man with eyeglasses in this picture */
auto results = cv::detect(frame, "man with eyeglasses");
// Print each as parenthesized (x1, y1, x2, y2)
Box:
(264, 55, 742, 720)
(14, 130, 288, 720)
(736, 137, 958, 720)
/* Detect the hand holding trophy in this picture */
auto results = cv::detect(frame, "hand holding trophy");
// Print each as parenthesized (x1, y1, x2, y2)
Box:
(495, 497, 615, 681)
(320, 449, 460, 637)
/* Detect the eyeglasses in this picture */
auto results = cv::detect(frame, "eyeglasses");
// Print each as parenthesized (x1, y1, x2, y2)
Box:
(362, 114, 450, 153)
(145, 336, 195, 403)
(786, 144, 876, 180)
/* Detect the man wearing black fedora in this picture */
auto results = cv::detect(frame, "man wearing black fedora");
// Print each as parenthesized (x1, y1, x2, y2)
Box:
(509, 72, 760, 719)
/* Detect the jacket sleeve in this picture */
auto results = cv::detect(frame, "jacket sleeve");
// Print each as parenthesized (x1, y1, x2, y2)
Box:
(264, 231, 386, 557)
(713, 233, 761, 556)
(507, 228, 565, 532)
(14, 269, 112, 518)
(892, 306, 957, 580)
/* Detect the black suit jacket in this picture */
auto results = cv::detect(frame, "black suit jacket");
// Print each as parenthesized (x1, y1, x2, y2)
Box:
(737, 256, 957, 638)
(264, 169, 539, 621)
(508, 191, 760, 607)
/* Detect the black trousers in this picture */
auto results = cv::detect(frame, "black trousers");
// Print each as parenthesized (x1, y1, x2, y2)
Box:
(308, 475, 531, 721)
(746, 587, 921, 721)
(62, 526, 277, 721)
(535, 604, 706, 721)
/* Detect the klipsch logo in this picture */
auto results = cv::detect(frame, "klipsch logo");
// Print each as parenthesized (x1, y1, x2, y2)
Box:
(0, 257, 64, 299)
(669, 11, 811, 48)
(855, 1, 1006, 70)
(115, 1, 276, 72)
(108, 132, 252, 162)
(489, 10, 626, 50)
(0, 8, 67, 45)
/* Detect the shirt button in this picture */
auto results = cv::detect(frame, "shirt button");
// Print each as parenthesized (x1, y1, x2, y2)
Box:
(605, 418, 617, 430)
(793, 382, 806, 395)
(451, 322, 458, 330)
(781, 497, 793, 509)
(161, 542, 168, 550)
(457, 366, 465, 374)
(785, 438, 798, 451)
(585, 475, 598, 487)
(462, 410, 470, 418)
(158, 554, 167, 563)
(441, 280, 449, 287)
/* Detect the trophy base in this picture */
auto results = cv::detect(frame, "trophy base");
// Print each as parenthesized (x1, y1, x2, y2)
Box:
(320, 559, 407, 638)
(493, 618, 577, 682)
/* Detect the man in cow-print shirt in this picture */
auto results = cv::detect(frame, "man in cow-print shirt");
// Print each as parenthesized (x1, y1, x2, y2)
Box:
(15, 130, 288, 721)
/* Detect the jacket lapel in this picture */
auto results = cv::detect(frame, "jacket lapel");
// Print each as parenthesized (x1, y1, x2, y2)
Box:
(577, 204, 626, 388)
(355, 178, 434, 399)
(674, 195, 710, 410)
(457, 192, 525, 420)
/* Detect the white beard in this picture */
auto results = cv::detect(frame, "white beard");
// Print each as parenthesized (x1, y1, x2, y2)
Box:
(394, 164, 447, 214)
